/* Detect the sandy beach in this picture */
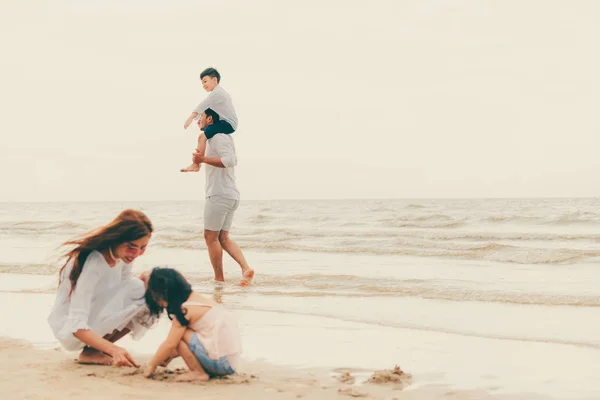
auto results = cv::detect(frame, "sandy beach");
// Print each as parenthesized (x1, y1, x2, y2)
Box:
(0, 338, 533, 400)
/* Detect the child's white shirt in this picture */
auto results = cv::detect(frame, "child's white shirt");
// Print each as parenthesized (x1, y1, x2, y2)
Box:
(193, 85, 238, 130)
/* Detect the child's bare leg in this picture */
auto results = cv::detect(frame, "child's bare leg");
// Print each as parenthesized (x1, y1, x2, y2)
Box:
(78, 328, 131, 365)
(181, 133, 207, 172)
(174, 330, 209, 382)
(161, 348, 180, 367)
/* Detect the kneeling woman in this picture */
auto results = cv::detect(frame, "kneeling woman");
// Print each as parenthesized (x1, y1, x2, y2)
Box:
(48, 209, 156, 367)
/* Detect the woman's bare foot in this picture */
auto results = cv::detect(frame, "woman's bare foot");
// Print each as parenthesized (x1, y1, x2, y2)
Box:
(175, 371, 210, 382)
(240, 268, 255, 287)
(180, 163, 201, 173)
(78, 347, 113, 366)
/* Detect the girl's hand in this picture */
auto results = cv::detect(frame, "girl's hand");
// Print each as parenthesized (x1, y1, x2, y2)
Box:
(110, 346, 139, 368)
(143, 365, 156, 378)
(138, 271, 151, 288)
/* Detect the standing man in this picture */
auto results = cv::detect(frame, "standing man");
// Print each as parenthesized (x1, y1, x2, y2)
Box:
(192, 108, 254, 286)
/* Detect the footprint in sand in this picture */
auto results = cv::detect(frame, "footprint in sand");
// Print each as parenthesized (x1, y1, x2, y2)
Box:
(338, 388, 367, 397)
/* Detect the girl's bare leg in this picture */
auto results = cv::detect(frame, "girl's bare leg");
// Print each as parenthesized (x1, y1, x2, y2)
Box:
(161, 348, 180, 367)
(174, 331, 209, 382)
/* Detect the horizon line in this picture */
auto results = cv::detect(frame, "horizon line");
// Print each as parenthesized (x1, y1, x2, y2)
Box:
(1, 196, 599, 203)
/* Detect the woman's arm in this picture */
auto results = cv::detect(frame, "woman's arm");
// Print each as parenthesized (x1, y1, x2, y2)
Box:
(68, 253, 138, 367)
(144, 319, 187, 377)
(66, 254, 105, 345)
(73, 330, 116, 355)
(121, 262, 133, 281)
(73, 330, 138, 367)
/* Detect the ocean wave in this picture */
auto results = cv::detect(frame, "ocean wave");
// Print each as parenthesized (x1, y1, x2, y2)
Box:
(151, 237, 598, 265)
(553, 211, 600, 225)
(480, 211, 600, 225)
(393, 220, 465, 229)
(397, 213, 453, 221)
(0, 220, 89, 235)
(4, 268, 599, 309)
(222, 274, 600, 307)
(482, 215, 542, 223)
(412, 231, 600, 242)
(231, 227, 600, 243)
(0, 263, 58, 275)
(248, 214, 271, 224)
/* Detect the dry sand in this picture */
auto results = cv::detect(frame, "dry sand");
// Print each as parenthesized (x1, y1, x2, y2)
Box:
(0, 338, 538, 400)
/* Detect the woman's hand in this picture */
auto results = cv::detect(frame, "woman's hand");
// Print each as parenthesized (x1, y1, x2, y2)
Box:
(110, 346, 139, 368)
(143, 364, 156, 378)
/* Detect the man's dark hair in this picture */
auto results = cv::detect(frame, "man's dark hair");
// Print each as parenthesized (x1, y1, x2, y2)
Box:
(204, 108, 220, 122)
(200, 67, 221, 83)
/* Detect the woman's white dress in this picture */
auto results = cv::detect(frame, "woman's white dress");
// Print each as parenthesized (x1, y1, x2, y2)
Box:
(47, 250, 156, 351)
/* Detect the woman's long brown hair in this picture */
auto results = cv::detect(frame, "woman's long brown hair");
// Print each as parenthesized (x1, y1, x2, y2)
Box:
(58, 209, 153, 295)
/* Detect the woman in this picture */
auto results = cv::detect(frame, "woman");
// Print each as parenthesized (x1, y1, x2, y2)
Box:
(47, 209, 156, 367)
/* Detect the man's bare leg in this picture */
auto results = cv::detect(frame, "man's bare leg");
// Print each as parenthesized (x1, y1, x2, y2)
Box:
(181, 133, 207, 172)
(204, 229, 225, 281)
(78, 328, 131, 365)
(174, 329, 209, 382)
(219, 230, 254, 286)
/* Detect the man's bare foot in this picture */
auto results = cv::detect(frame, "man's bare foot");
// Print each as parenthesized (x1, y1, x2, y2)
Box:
(175, 371, 210, 382)
(180, 163, 201, 173)
(78, 347, 113, 366)
(240, 269, 255, 287)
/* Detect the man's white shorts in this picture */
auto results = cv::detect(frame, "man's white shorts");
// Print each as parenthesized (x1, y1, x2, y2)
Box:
(204, 195, 240, 232)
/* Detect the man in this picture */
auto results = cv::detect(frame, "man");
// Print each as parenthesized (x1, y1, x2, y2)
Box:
(192, 108, 254, 286)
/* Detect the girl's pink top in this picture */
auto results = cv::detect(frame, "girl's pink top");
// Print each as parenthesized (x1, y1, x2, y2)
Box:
(182, 301, 242, 368)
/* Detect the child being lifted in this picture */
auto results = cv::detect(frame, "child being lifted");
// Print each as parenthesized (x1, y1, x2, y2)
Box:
(181, 67, 238, 173)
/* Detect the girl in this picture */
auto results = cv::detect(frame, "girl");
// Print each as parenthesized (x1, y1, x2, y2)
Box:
(47, 209, 156, 367)
(143, 267, 242, 382)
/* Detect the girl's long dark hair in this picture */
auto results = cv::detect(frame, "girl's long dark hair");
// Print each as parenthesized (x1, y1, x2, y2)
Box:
(58, 209, 153, 296)
(145, 267, 193, 326)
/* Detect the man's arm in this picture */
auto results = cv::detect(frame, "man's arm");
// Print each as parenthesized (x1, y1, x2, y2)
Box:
(193, 154, 225, 168)
(192, 135, 237, 168)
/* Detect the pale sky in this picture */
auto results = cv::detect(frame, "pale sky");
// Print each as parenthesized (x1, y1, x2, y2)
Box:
(0, 0, 599, 201)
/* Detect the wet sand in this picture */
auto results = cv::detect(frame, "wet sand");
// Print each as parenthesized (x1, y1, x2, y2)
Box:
(0, 338, 534, 400)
